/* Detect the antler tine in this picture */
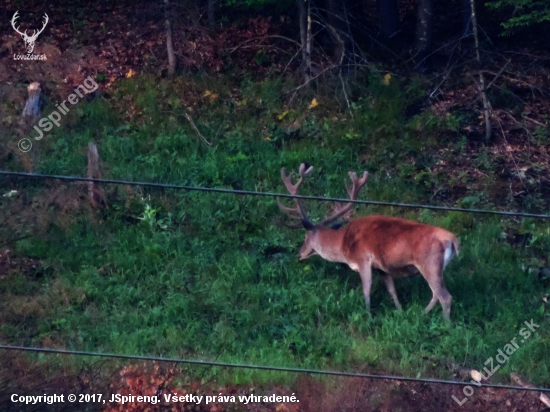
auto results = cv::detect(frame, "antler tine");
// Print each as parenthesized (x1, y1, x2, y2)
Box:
(278, 163, 314, 227)
(280, 168, 296, 195)
(345, 171, 369, 199)
(37, 13, 49, 35)
(279, 216, 308, 229)
(277, 199, 300, 216)
(29, 13, 49, 39)
(280, 163, 313, 195)
(319, 171, 369, 226)
(11, 11, 24, 36)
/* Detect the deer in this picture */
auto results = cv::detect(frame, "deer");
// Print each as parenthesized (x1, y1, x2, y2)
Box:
(278, 163, 460, 321)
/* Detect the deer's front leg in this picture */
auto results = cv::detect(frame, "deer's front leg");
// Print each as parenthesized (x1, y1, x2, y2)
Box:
(383, 274, 403, 311)
(358, 264, 373, 313)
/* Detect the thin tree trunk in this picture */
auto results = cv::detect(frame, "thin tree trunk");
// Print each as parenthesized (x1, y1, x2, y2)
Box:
(165, 0, 176, 77)
(414, 0, 433, 58)
(298, 0, 311, 83)
(327, 0, 351, 66)
(461, 0, 472, 35)
(208, 0, 216, 28)
(306, 0, 312, 78)
(470, 0, 492, 141)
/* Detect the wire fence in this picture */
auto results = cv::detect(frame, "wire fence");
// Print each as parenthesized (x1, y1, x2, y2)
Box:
(1, 345, 549, 393)
(1, 170, 550, 219)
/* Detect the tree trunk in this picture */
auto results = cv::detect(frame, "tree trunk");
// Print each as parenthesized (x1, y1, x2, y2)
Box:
(460, 0, 472, 35)
(470, 0, 492, 141)
(298, 0, 311, 83)
(377, 0, 400, 39)
(306, 0, 312, 80)
(208, 0, 216, 28)
(164, 0, 176, 77)
(414, 0, 433, 58)
(327, 0, 351, 67)
(21, 82, 41, 121)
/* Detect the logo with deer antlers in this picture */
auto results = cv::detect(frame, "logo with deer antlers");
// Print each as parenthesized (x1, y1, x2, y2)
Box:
(11, 11, 49, 55)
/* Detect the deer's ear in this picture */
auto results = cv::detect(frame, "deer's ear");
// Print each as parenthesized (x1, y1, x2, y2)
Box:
(331, 222, 343, 230)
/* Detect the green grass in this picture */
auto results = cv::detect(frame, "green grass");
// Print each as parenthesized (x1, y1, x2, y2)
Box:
(1, 72, 549, 388)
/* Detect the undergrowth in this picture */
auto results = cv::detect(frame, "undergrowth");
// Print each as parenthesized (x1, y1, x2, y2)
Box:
(1, 72, 549, 389)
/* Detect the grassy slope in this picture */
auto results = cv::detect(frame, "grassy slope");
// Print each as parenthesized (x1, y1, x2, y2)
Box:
(2, 73, 549, 387)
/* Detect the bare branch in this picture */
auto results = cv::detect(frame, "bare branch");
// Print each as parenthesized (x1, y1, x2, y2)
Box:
(184, 113, 213, 147)
(226, 35, 301, 54)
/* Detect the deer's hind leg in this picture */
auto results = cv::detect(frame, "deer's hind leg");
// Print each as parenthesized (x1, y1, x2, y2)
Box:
(418, 247, 453, 321)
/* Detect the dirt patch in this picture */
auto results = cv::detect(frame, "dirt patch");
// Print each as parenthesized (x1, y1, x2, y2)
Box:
(0, 248, 42, 278)
(98, 362, 549, 412)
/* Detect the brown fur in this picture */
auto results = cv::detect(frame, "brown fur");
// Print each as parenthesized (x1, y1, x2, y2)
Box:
(300, 215, 459, 321)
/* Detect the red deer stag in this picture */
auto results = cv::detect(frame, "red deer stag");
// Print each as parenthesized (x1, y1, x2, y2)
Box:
(278, 163, 460, 321)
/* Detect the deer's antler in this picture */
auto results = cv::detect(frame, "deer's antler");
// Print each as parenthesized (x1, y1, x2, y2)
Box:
(318, 171, 368, 226)
(278, 163, 314, 228)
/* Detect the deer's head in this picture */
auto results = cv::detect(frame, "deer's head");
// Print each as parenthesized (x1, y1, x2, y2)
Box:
(278, 163, 368, 261)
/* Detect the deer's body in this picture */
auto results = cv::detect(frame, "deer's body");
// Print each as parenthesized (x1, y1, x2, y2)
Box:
(298, 215, 459, 320)
(303, 215, 457, 272)
(279, 164, 460, 321)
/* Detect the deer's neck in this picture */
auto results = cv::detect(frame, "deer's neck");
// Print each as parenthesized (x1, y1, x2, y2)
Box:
(314, 228, 347, 263)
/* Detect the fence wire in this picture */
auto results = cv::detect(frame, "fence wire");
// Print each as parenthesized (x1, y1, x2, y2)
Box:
(1, 345, 549, 393)
(1, 171, 550, 219)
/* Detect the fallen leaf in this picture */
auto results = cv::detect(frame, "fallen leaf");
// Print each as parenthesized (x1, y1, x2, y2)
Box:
(278, 110, 289, 120)
(203, 90, 219, 102)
